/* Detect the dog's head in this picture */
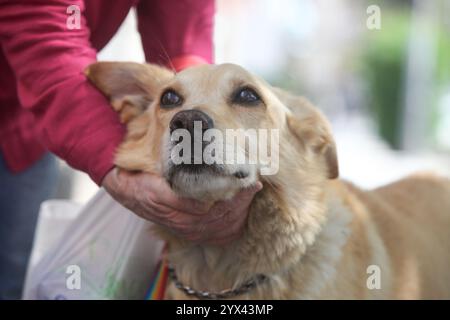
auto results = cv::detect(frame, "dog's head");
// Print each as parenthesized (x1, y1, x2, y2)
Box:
(86, 62, 338, 202)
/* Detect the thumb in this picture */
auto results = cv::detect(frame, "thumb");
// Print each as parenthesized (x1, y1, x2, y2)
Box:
(237, 181, 263, 200)
(206, 181, 263, 219)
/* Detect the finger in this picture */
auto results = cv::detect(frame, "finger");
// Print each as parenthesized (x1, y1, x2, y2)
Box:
(177, 182, 263, 228)
(162, 195, 210, 216)
(179, 212, 234, 242)
(236, 181, 263, 200)
(170, 209, 244, 245)
(198, 211, 245, 243)
(203, 184, 262, 223)
(143, 194, 174, 215)
(131, 202, 170, 226)
(211, 181, 263, 211)
(157, 210, 209, 234)
(142, 174, 210, 215)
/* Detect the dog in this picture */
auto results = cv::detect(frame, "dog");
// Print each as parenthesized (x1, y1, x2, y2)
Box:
(86, 62, 450, 299)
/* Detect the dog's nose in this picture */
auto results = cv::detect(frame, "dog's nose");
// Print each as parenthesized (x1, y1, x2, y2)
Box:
(169, 110, 214, 134)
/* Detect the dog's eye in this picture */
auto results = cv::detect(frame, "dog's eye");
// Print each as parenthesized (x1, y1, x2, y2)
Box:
(233, 87, 261, 105)
(161, 90, 182, 108)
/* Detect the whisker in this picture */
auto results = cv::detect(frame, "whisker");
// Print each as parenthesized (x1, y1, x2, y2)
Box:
(156, 40, 176, 73)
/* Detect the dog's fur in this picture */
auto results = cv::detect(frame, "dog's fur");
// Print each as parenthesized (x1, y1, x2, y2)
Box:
(86, 62, 450, 299)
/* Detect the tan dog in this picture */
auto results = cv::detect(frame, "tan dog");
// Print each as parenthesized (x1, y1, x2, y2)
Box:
(86, 62, 450, 299)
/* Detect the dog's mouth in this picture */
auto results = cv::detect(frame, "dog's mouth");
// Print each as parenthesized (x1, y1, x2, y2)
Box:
(168, 163, 249, 180)
(164, 160, 255, 202)
(167, 163, 222, 182)
(166, 162, 250, 187)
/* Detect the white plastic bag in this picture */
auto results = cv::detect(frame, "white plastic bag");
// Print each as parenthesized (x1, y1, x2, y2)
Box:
(23, 189, 164, 300)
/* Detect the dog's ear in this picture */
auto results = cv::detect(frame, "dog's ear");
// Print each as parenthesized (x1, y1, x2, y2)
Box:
(274, 88, 339, 179)
(85, 62, 174, 123)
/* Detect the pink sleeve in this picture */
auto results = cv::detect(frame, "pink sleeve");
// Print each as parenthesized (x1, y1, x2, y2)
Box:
(137, 0, 215, 68)
(0, 0, 125, 185)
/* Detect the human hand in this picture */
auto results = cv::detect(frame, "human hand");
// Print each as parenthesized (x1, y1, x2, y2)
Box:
(102, 168, 263, 245)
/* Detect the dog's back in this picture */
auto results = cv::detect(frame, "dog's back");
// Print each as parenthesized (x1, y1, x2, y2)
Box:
(361, 174, 450, 298)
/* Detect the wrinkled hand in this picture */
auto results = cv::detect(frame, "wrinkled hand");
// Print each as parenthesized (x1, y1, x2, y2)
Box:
(102, 168, 263, 245)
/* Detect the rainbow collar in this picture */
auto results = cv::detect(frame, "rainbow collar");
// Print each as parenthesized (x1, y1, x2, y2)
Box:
(145, 247, 169, 300)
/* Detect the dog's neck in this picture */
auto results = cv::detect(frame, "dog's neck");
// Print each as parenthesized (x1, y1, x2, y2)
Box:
(159, 177, 352, 299)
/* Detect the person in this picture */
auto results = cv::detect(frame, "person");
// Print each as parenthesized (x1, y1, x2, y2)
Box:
(0, 0, 262, 300)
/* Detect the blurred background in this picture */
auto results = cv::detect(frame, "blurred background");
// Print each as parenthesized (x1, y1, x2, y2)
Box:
(58, 0, 450, 203)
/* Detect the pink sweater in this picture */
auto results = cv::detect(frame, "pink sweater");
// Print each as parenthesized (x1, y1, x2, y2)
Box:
(0, 0, 214, 184)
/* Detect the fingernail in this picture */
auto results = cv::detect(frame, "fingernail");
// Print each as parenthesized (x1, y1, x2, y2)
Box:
(255, 181, 263, 191)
